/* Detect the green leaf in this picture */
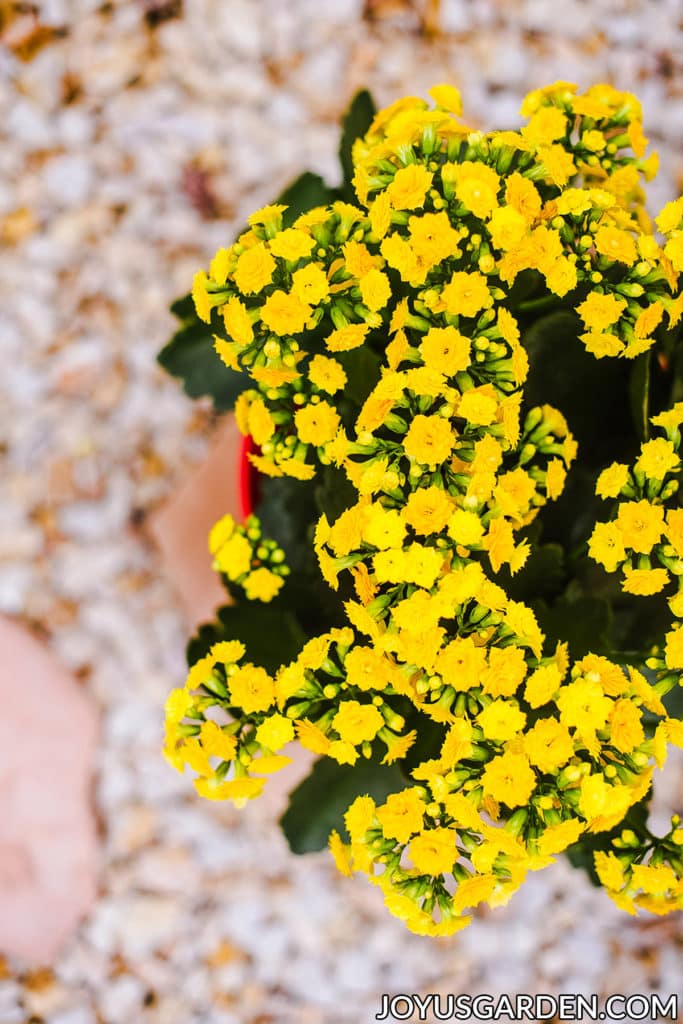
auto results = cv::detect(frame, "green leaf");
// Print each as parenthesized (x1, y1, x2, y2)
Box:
(338, 90, 376, 202)
(187, 602, 306, 675)
(566, 794, 651, 886)
(280, 756, 405, 853)
(523, 311, 635, 466)
(157, 317, 248, 411)
(169, 292, 195, 321)
(276, 171, 334, 226)
(629, 351, 651, 441)
(499, 543, 566, 603)
(314, 465, 357, 522)
(535, 592, 611, 659)
(336, 345, 382, 408)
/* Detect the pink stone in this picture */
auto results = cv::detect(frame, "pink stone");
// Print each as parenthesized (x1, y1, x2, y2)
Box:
(0, 617, 99, 963)
(150, 416, 241, 626)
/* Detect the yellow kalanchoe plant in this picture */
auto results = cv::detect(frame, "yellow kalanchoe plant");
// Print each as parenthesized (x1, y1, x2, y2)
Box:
(162, 82, 683, 933)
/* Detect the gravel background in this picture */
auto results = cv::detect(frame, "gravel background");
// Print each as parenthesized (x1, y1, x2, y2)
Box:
(1, 2, 683, 1022)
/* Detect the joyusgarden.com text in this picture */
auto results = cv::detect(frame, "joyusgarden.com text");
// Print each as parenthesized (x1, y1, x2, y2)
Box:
(375, 992, 678, 1021)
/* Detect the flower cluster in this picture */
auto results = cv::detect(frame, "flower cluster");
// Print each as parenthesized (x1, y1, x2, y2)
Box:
(209, 512, 289, 602)
(165, 81, 683, 933)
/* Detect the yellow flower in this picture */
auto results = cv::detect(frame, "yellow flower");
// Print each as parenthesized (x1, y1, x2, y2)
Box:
(666, 508, 683, 558)
(386, 164, 433, 210)
(376, 788, 427, 843)
(402, 542, 444, 588)
(408, 211, 462, 267)
(557, 678, 612, 734)
(524, 663, 561, 708)
(229, 664, 276, 714)
(308, 354, 347, 395)
(524, 717, 574, 773)
(481, 645, 528, 698)
(580, 331, 624, 358)
(458, 386, 498, 426)
(482, 517, 515, 573)
(608, 698, 645, 753)
(617, 499, 665, 553)
(296, 718, 331, 755)
(192, 270, 212, 323)
(536, 144, 575, 187)
(234, 244, 276, 294)
(588, 521, 626, 572)
(631, 863, 678, 895)
(345, 646, 396, 692)
(380, 233, 423, 283)
(409, 827, 458, 876)
(596, 462, 630, 499)
(343, 240, 378, 278)
(246, 396, 276, 446)
(453, 162, 501, 219)
(199, 720, 237, 761)
(495, 467, 536, 520)
(326, 323, 369, 352)
(255, 713, 295, 751)
(635, 438, 680, 480)
(404, 485, 453, 535)
(328, 830, 353, 876)
(535, 819, 584, 860)
(505, 172, 541, 223)
(545, 257, 578, 298)
(622, 566, 669, 596)
(656, 197, 683, 235)
(595, 225, 638, 266)
(359, 268, 391, 311)
(428, 83, 463, 114)
(403, 414, 455, 465)
(665, 624, 683, 670)
(332, 700, 384, 745)
(362, 505, 406, 549)
(222, 296, 253, 347)
(435, 636, 487, 691)
(441, 270, 493, 318)
(248, 203, 286, 228)
(545, 459, 566, 500)
(195, 776, 265, 804)
(477, 700, 527, 743)
(664, 233, 683, 272)
(368, 191, 392, 238)
(294, 401, 341, 446)
(260, 290, 311, 336)
(594, 851, 626, 892)
(344, 794, 376, 842)
(634, 301, 663, 339)
(165, 687, 193, 725)
(448, 508, 484, 547)
(269, 228, 315, 262)
(291, 263, 329, 305)
(208, 512, 236, 555)
(487, 205, 527, 250)
(420, 325, 470, 376)
(214, 532, 252, 578)
(209, 247, 232, 285)
(522, 106, 567, 146)
(481, 750, 536, 808)
(244, 567, 284, 602)
(576, 292, 627, 331)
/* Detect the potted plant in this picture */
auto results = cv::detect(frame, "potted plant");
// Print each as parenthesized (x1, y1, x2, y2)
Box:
(159, 82, 683, 934)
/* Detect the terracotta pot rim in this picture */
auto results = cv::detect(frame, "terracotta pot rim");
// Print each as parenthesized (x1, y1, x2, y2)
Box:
(238, 434, 260, 519)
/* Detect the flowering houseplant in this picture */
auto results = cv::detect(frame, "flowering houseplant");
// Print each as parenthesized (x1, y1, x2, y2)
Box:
(160, 82, 683, 934)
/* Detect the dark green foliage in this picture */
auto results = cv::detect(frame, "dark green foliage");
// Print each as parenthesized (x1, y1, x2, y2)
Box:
(280, 756, 404, 853)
